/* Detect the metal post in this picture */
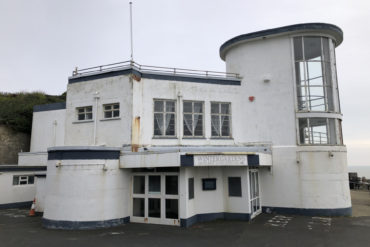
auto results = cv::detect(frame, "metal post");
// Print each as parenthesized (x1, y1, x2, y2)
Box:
(129, 2, 134, 62)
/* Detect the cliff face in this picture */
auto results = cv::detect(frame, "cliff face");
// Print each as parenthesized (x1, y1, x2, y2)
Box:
(0, 125, 30, 165)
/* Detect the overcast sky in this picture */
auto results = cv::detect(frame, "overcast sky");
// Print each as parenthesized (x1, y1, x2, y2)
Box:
(0, 0, 369, 167)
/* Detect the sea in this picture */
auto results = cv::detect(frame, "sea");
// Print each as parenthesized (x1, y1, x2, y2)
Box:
(348, 166, 370, 178)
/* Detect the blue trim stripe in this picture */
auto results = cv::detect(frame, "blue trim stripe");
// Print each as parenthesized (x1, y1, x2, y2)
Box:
(0, 201, 33, 209)
(262, 206, 352, 216)
(0, 166, 46, 172)
(180, 212, 250, 228)
(48, 150, 120, 160)
(33, 102, 66, 112)
(42, 216, 130, 230)
(180, 155, 194, 167)
(69, 68, 241, 86)
(247, 155, 260, 167)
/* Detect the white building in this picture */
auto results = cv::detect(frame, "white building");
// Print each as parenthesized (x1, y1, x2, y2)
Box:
(17, 23, 351, 229)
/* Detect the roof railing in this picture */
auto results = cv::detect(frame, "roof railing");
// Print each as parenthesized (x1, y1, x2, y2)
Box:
(72, 61, 241, 79)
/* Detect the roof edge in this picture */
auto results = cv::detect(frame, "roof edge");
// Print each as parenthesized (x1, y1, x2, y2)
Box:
(219, 23, 343, 60)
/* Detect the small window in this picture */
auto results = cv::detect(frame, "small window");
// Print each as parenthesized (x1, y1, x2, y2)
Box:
(211, 102, 231, 137)
(103, 103, 120, 119)
(76, 106, 93, 121)
(12, 175, 34, 186)
(183, 101, 204, 137)
(188, 178, 194, 199)
(202, 178, 216, 191)
(228, 177, 242, 197)
(154, 99, 176, 137)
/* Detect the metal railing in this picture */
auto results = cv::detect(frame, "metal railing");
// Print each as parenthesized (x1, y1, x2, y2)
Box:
(72, 60, 241, 79)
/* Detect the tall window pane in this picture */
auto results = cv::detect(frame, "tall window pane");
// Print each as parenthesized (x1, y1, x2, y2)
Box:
(298, 118, 339, 145)
(153, 100, 176, 137)
(211, 102, 231, 137)
(183, 101, 204, 137)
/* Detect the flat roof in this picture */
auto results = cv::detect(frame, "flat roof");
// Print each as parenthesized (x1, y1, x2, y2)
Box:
(220, 23, 343, 60)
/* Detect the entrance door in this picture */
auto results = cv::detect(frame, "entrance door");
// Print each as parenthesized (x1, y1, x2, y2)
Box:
(249, 169, 261, 218)
(131, 172, 180, 226)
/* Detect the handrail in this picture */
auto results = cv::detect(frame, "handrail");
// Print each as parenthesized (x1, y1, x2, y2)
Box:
(72, 60, 241, 79)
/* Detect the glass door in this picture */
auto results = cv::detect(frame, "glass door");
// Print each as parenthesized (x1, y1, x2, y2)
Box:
(131, 173, 180, 225)
(249, 169, 261, 219)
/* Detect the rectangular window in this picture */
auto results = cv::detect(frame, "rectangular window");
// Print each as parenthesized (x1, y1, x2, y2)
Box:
(183, 101, 204, 137)
(188, 178, 194, 199)
(103, 103, 119, 119)
(202, 178, 216, 191)
(294, 36, 335, 112)
(211, 102, 231, 137)
(228, 177, 242, 197)
(299, 118, 340, 145)
(153, 100, 176, 137)
(76, 106, 93, 121)
(12, 175, 34, 186)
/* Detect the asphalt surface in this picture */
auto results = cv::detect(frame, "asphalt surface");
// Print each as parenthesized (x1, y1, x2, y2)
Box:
(1, 208, 370, 247)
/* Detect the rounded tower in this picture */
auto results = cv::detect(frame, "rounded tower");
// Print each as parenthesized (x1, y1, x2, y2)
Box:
(220, 23, 351, 215)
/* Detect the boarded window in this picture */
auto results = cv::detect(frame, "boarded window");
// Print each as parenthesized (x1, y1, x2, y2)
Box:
(188, 178, 194, 199)
(228, 177, 242, 197)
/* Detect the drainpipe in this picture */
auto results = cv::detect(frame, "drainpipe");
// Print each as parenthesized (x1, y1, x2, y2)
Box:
(177, 91, 183, 145)
(93, 92, 100, 145)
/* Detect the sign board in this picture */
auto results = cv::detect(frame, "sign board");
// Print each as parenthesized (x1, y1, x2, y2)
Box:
(194, 155, 248, 166)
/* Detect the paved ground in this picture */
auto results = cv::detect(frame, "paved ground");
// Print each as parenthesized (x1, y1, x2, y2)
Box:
(351, 190, 370, 217)
(1, 207, 370, 247)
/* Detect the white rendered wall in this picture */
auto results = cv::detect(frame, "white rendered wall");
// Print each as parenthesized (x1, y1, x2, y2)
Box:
(30, 109, 65, 152)
(35, 177, 46, 212)
(0, 172, 36, 205)
(181, 167, 250, 220)
(43, 159, 130, 222)
(64, 75, 132, 147)
(18, 152, 47, 166)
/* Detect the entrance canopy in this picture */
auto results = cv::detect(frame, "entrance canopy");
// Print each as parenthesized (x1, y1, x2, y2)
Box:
(120, 146, 272, 169)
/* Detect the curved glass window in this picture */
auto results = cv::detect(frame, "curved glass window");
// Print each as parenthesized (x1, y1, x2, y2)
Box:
(298, 118, 342, 145)
(294, 37, 335, 112)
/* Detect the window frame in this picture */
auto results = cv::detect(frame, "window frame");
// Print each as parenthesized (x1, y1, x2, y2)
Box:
(298, 117, 342, 145)
(293, 36, 336, 113)
(153, 99, 177, 138)
(76, 106, 93, 121)
(183, 100, 205, 138)
(103, 103, 120, 119)
(210, 102, 232, 138)
(12, 175, 34, 186)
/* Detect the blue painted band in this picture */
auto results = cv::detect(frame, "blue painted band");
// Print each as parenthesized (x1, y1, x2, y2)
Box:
(247, 154, 260, 166)
(0, 201, 33, 209)
(180, 212, 250, 228)
(0, 166, 46, 172)
(69, 68, 241, 86)
(42, 216, 130, 230)
(180, 155, 194, 167)
(33, 102, 66, 112)
(220, 23, 343, 60)
(262, 206, 352, 216)
(48, 150, 120, 160)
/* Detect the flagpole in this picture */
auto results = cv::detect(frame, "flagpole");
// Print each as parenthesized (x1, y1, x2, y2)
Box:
(129, 2, 134, 62)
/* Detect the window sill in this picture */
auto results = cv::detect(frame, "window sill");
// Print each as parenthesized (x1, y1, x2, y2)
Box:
(152, 136, 178, 139)
(100, 117, 121, 122)
(182, 137, 206, 140)
(73, 120, 94, 124)
(210, 137, 234, 140)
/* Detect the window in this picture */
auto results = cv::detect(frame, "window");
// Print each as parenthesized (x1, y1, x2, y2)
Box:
(211, 102, 231, 137)
(299, 118, 340, 145)
(294, 36, 336, 112)
(13, 175, 34, 186)
(154, 100, 176, 137)
(77, 106, 93, 121)
(202, 178, 216, 191)
(183, 101, 204, 137)
(188, 178, 194, 199)
(103, 103, 119, 118)
(228, 177, 242, 197)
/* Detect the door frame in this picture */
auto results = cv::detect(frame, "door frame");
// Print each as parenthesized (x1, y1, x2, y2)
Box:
(249, 169, 262, 219)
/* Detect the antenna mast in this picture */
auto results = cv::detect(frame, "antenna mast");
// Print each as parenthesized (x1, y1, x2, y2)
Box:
(129, 2, 134, 62)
